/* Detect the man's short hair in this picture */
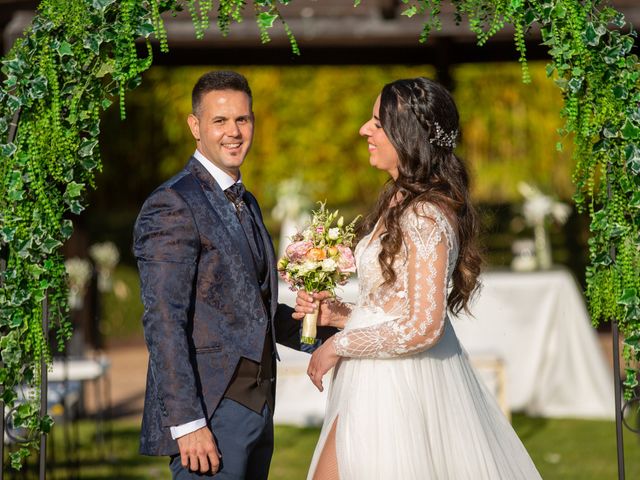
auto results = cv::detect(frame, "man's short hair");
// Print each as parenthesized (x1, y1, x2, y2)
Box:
(192, 70, 253, 116)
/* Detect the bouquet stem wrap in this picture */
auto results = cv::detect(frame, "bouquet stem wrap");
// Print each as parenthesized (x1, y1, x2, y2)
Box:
(301, 306, 318, 345)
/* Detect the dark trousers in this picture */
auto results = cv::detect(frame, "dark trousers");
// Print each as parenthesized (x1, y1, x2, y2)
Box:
(169, 398, 274, 479)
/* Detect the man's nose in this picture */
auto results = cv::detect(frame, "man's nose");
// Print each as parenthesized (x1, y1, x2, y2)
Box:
(226, 122, 241, 137)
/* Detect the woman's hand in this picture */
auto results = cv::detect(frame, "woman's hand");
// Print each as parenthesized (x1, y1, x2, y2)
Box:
(307, 338, 340, 392)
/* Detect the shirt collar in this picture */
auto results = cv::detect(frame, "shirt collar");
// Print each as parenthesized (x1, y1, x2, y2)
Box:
(193, 149, 242, 191)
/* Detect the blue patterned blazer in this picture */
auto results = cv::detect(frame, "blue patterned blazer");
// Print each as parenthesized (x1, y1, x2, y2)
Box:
(133, 157, 302, 456)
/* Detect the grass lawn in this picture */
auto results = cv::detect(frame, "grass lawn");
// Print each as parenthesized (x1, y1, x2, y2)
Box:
(3, 414, 638, 479)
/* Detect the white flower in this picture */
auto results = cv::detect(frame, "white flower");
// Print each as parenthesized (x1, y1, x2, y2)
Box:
(321, 258, 337, 272)
(328, 228, 340, 240)
(65, 258, 92, 289)
(523, 195, 553, 226)
(551, 202, 571, 225)
(89, 241, 120, 269)
(296, 260, 320, 276)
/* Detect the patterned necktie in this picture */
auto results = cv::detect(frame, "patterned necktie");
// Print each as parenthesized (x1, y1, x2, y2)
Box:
(225, 183, 266, 280)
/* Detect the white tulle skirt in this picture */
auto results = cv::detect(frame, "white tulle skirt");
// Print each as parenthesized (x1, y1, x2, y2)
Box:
(307, 308, 541, 480)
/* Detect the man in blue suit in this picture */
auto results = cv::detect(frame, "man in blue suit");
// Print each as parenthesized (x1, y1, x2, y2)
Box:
(133, 71, 326, 479)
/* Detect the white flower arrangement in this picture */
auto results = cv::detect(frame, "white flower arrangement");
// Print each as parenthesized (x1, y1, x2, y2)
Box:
(65, 257, 92, 310)
(518, 182, 571, 227)
(89, 241, 120, 292)
(517, 182, 572, 270)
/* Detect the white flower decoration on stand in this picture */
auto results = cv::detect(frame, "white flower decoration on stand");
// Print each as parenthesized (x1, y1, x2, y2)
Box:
(517, 182, 571, 270)
(89, 241, 120, 292)
(65, 257, 92, 310)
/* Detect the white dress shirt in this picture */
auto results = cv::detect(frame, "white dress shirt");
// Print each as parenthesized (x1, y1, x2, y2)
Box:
(169, 150, 242, 440)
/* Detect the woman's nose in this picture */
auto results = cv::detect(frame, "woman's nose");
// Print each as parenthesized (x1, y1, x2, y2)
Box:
(359, 120, 371, 137)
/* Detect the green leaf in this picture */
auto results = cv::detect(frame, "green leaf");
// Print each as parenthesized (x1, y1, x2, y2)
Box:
(584, 24, 599, 46)
(136, 21, 155, 38)
(624, 144, 640, 174)
(40, 414, 54, 433)
(42, 237, 62, 254)
(65, 181, 83, 198)
(92, 0, 117, 10)
(61, 219, 74, 239)
(613, 85, 628, 100)
(95, 59, 115, 78)
(78, 139, 98, 157)
(30, 76, 48, 99)
(68, 199, 84, 215)
(10, 448, 30, 470)
(83, 35, 101, 55)
(57, 41, 73, 57)
(1, 142, 17, 157)
(618, 288, 639, 307)
(567, 77, 582, 94)
(621, 119, 640, 140)
(1, 226, 16, 242)
(257, 12, 278, 29)
(402, 6, 418, 18)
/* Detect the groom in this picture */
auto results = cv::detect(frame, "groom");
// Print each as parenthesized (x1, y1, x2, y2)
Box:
(133, 71, 318, 479)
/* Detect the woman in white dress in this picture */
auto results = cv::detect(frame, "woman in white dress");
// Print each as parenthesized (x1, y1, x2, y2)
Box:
(293, 77, 541, 480)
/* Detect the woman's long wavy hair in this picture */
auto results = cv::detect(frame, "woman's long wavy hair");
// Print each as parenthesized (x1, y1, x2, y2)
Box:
(363, 77, 482, 314)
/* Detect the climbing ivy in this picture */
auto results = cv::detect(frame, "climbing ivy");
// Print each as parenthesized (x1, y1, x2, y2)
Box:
(1, 0, 638, 469)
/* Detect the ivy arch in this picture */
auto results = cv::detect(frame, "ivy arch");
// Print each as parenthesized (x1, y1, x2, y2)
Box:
(0, 0, 638, 470)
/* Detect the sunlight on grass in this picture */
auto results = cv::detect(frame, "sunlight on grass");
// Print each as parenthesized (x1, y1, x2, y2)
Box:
(4, 415, 638, 479)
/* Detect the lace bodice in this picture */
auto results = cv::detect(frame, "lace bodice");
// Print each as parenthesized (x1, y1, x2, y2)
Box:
(333, 203, 459, 358)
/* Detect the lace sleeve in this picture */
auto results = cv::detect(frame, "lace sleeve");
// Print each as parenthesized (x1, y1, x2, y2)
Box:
(333, 211, 451, 358)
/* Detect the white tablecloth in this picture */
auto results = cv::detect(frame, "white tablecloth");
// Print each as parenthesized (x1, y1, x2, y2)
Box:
(274, 268, 615, 425)
(452, 268, 614, 419)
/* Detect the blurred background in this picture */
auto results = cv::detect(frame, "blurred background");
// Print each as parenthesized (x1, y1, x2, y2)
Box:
(2, 1, 639, 479)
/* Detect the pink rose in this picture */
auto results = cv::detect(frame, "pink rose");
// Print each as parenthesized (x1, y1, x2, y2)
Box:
(316, 226, 325, 234)
(285, 241, 313, 262)
(336, 245, 356, 273)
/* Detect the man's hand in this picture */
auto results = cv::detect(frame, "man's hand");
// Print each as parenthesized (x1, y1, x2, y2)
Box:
(176, 426, 220, 474)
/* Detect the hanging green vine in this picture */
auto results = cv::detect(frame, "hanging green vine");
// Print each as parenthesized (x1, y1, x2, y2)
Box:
(0, 0, 292, 469)
(1, 0, 639, 470)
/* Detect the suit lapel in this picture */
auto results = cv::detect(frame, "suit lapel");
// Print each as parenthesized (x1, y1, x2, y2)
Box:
(186, 158, 258, 284)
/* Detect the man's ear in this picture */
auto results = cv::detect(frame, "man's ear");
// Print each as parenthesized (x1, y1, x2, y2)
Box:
(187, 113, 200, 141)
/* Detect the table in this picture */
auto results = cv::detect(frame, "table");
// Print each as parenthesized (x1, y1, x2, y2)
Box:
(452, 268, 614, 419)
(275, 267, 615, 423)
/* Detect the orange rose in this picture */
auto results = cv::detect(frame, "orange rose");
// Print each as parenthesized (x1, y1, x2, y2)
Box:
(306, 247, 327, 261)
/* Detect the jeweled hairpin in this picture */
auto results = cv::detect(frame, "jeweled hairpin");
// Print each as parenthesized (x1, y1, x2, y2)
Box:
(429, 122, 458, 149)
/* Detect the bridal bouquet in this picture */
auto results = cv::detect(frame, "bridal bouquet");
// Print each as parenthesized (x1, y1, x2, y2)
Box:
(278, 202, 359, 344)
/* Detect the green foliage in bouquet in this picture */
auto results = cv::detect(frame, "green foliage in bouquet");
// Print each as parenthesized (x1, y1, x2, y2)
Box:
(0, 0, 294, 468)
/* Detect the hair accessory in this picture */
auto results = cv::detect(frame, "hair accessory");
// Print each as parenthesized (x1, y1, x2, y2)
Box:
(429, 122, 458, 149)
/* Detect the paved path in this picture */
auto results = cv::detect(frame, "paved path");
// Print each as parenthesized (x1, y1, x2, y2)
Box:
(93, 333, 618, 422)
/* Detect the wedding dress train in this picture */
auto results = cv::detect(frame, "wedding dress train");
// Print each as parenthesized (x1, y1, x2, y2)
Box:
(307, 203, 541, 480)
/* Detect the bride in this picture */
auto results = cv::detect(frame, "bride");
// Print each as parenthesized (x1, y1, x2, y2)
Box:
(293, 77, 541, 479)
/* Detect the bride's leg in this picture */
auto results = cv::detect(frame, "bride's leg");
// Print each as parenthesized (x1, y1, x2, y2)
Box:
(312, 417, 340, 480)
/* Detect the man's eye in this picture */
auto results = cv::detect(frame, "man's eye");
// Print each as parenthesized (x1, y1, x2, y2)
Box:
(237, 118, 247, 124)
